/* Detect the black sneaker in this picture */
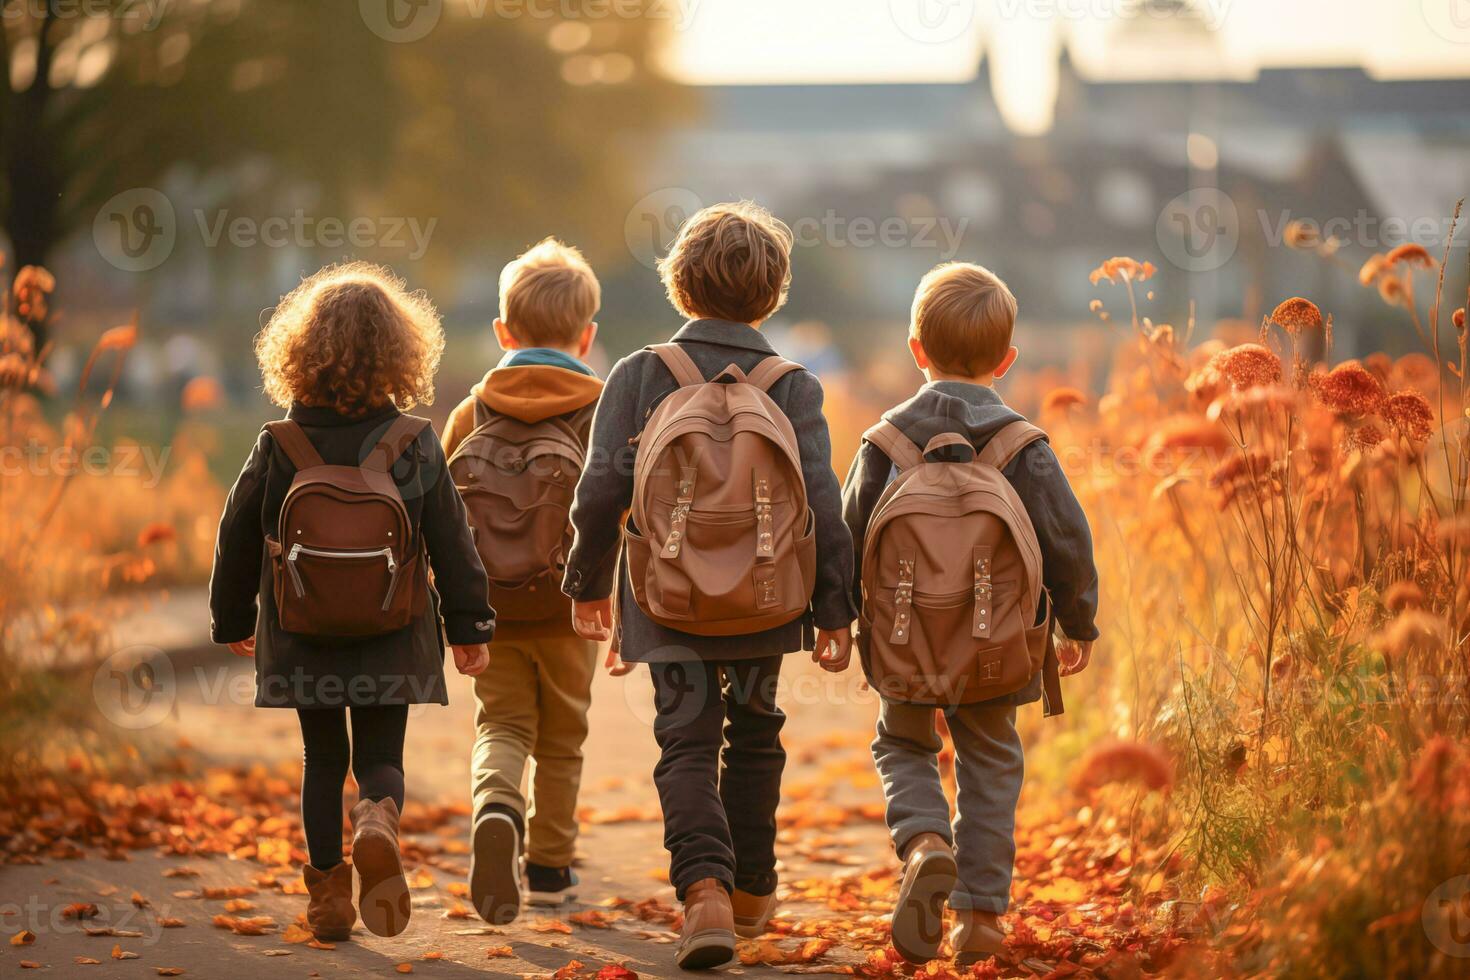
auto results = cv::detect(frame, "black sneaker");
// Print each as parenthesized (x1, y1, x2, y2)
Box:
(526, 861, 579, 906)
(469, 805, 523, 924)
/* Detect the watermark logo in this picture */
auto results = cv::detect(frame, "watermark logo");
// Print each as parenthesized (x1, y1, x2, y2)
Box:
(94, 189, 437, 271)
(625, 187, 703, 270)
(1424, 875, 1470, 957)
(1155, 187, 1239, 272)
(93, 188, 177, 273)
(1423, 0, 1470, 45)
(93, 646, 175, 730)
(889, 0, 975, 44)
(360, 0, 443, 42)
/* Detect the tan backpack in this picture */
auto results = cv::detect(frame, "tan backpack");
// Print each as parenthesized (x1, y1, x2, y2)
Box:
(859, 420, 1063, 712)
(264, 416, 430, 638)
(624, 344, 817, 636)
(447, 400, 593, 622)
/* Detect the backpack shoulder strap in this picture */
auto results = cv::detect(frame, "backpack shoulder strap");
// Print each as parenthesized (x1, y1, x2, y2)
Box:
(745, 355, 803, 393)
(363, 415, 432, 473)
(263, 420, 324, 470)
(862, 419, 923, 472)
(649, 343, 704, 388)
(978, 420, 1047, 469)
(471, 397, 493, 429)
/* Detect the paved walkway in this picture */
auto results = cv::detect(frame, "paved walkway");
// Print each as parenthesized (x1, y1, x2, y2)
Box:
(3, 594, 898, 978)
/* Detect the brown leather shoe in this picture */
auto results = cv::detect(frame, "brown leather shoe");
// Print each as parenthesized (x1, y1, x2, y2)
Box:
(731, 878, 779, 938)
(890, 833, 957, 964)
(302, 862, 355, 942)
(677, 878, 736, 970)
(350, 797, 411, 937)
(950, 908, 1007, 967)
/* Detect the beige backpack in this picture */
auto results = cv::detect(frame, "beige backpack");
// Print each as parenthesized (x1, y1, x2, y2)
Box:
(448, 400, 593, 622)
(264, 416, 430, 638)
(624, 344, 817, 636)
(859, 420, 1063, 711)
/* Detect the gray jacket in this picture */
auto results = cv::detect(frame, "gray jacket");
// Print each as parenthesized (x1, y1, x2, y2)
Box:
(561, 319, 857, 662)
(841, 381, 1099, 707)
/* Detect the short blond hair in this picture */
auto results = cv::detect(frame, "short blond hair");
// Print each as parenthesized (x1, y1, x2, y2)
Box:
(499, 237, 601, 346)
(658, 201, 793, 324)
(256, 261, 442, 414)
(911, 262, 1017, 377)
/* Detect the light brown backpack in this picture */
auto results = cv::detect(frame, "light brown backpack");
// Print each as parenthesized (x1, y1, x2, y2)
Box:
(624, 344, 817, 636)
(264, 416, 430, 638)
(447, 400, 593, 622)
(858, 420, 1063, 712)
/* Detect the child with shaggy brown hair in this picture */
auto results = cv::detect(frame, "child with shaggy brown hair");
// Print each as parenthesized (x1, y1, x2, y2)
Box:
(210, 261, 493, 943)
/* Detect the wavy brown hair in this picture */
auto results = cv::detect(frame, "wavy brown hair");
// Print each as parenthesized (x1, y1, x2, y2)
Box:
(658, 201, 793, 325)
(255, 262, 443, 414)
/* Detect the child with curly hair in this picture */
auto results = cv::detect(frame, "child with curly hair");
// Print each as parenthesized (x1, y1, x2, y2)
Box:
(209, 262, 494, 942)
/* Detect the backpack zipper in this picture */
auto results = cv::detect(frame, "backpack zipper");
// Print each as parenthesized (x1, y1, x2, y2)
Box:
(285, 543, 399, 608)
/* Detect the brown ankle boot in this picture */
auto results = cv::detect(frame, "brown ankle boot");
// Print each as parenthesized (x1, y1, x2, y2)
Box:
(731, 875, 779, 938)
(950, 908, 1007, 966)
(677, 878, 736, 970)
(302, 862, 355, 942)
(891, 833, 957, 964)
(350, 797, 411, 937)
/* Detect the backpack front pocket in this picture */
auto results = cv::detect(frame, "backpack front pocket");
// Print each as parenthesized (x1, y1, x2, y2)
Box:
(275, 542, 413, 636)
(865, 580, 1029, 702)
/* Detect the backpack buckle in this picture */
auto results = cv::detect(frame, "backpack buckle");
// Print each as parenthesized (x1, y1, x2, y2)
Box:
(754, 476, 775, 559)
(973, 545, 993, 639)
(660, 467, 698, 559)
(889, 553, 915, 645)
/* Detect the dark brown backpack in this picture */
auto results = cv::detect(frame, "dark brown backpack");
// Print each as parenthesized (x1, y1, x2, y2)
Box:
(447, 400, 593, 622)
(264, 416, 430, 638)
(624, 344, 817, 636)
(858, 420, 1063, 712)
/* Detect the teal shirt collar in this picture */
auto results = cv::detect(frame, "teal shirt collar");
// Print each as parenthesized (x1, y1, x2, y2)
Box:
(498, 348, 595, 376)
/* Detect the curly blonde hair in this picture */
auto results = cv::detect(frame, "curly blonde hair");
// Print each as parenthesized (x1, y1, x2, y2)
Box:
(255, 262, 443, 414)
(658, 201, 793, 325)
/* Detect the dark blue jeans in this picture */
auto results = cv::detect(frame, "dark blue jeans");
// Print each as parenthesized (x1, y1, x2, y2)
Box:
(648, 656, 786, 901)
(871, 699, 1023, 914)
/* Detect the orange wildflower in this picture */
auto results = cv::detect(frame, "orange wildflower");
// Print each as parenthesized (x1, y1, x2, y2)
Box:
(1210, 343, 1282, 390)
(1311, 361, 1386, 415)
(1268, 297, 1324, 334)
(1385, 242, 1434, 268)
(1358, 254, 1387, 286)
(1382, 391, 1433, 442)
(1041, 387, 1087, 415)
(1382, 580, 1423, 613)
(1089, 256, 1157, 286)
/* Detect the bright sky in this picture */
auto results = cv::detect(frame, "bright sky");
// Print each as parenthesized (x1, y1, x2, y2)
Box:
(662, 0, 1470, 85)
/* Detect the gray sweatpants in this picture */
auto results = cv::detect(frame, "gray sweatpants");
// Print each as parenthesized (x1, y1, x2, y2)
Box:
(870, 698, 1023, 914)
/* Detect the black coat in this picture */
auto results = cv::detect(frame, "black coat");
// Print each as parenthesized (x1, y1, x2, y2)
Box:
(561, 319, 858, 662)
(209, 403, 494, 708)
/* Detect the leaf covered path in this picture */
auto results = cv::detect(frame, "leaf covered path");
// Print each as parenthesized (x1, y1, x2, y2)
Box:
(2, 601, 1203, 978)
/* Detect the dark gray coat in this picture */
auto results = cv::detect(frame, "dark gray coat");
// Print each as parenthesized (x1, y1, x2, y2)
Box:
(209, 404, 494, 708)
(561, 319, 857, 662)
(841, 381, 1099, 707)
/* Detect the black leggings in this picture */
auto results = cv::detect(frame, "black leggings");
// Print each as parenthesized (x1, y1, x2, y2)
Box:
(296, 705, 409, 870)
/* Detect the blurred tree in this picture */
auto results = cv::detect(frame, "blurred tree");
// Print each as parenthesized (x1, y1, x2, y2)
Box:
(0, 0, 688, 345)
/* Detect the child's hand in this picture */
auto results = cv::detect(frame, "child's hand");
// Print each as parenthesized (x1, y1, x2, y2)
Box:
(604, 640, 635, 677)
(1058, 638, 1093, 676)
(572, 599, 613, 641)
(812, 627, 853, 673)
(227, 638, 256, 658)
(453, 643, 490, 676)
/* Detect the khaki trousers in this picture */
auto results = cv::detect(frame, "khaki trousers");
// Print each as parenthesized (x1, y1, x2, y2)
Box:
(471, 636, 599, 867)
